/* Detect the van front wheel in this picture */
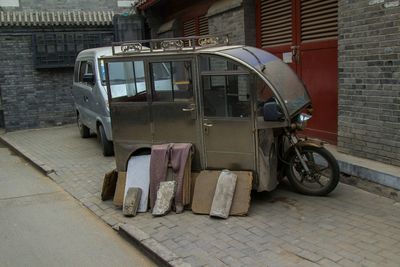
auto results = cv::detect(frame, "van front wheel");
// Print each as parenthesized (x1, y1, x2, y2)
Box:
(77, 114, 90, 138)
(98, 124, 114, 157)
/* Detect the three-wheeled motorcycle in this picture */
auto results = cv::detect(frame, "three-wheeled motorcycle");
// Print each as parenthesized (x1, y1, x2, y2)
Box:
(101, 35, 339, 196)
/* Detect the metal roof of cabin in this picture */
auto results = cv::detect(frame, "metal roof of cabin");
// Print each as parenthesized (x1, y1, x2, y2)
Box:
(0, 10, 115, 27)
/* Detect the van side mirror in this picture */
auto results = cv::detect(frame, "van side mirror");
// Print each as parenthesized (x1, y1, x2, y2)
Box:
(263, 100, 284, 121)
(83, 74, 95, 85)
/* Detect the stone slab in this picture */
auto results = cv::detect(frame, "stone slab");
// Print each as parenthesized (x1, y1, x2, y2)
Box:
(191, 170, 252, 216)
(210, 170, 237, 219)
(101, 169, 118, 201)
(152, 181, 176, 216)
(123, 187, 142, 217)
(113, 171, 126, 207)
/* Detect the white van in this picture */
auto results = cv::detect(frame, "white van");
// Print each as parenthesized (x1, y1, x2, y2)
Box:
(72, 47, 176, 156)
(72, 47, 114, 156)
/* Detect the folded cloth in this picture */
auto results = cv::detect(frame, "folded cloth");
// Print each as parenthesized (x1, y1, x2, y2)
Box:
(149, 144, 171, 210)
(170, 143, 193, 213)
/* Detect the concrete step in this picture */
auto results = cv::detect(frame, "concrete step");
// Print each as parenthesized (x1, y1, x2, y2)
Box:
(326, 144, 400, 190)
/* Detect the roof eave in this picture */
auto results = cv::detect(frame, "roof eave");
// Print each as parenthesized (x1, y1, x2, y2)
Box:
(135, 0, 160, 11)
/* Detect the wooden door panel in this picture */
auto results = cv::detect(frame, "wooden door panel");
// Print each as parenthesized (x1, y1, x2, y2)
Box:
(300, 43, 338, 143)
(257, 0, 338, 144)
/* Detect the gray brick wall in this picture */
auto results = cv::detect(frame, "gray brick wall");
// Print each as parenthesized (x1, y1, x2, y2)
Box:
(0, 35, 76, 130)
(207, 0, 255, 46)
(0, 1, 121, 131)
(338, 0, 400, 166)
(208, 6, 245, 45)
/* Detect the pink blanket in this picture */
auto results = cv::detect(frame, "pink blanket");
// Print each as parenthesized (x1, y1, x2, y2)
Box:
(149, 143, 192, 213)
(149, 144, 171, 210)
(170, 143, 192, 213)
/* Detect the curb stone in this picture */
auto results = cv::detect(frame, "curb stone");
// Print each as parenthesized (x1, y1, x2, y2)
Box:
(120, 224, 192, 267)
(0, 135, 54, 174)
(338, 159, 400, 190)
(0, 134, 191, 267)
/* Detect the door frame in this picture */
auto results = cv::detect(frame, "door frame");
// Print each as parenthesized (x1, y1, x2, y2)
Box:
(255, 0, 339, 144)
(196, 55, 257, 170)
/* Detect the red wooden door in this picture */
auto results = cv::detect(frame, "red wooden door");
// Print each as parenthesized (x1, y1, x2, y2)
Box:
(257, 0, 338, 144)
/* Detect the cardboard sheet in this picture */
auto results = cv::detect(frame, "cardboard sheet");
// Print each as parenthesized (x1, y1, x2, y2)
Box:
(191, 170, 253, 216)
(125, 155, 151, 212)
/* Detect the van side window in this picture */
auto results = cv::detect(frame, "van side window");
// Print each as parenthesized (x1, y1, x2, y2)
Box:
(107, 61, 147, 102)
(78, 61, 94, 86)
(150, 61, 193, 102)
(79, 61, 88, 82)
(86, 63, 93, 75)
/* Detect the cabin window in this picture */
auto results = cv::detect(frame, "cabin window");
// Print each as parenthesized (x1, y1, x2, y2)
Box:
(255, 75, 274, 116)
(150, 61, 193, 102)
(202, 75, 250, 118)
(199, 56, 245, 72)
(200, 55, 250, 118)
(107, 61, 147, 102)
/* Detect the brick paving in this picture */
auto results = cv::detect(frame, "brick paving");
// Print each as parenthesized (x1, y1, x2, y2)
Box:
(2, 125, 400, 267)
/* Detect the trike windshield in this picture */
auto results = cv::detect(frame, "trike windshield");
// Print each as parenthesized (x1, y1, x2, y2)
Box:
(218, 47, 311, 116)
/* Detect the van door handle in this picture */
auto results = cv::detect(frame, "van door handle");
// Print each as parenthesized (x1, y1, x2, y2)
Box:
(83, 96, 89, 102)
(203, 123, 213, 127)
(182, 107, 195, 112)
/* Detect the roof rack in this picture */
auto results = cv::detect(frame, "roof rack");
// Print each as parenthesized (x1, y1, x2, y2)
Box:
(111, 35, 229, 55)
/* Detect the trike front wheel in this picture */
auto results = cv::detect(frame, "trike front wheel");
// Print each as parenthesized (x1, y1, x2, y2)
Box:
(286, 145, 339, 196)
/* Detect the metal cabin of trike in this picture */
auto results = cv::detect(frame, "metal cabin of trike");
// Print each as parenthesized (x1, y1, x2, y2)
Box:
(102, 35, 312, 193)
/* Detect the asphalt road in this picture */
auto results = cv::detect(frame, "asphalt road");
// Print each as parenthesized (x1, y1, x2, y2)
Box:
(0, 144, 156, 267)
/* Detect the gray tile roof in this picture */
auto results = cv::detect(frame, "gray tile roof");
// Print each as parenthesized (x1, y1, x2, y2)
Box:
(0, 10, 115, 27)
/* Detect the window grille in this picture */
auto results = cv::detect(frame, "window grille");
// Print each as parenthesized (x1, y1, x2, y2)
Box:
(183, 15, 209, 37)
(33, 31, 113, 69)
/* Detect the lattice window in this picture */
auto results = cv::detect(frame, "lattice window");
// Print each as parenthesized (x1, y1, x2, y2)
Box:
(33, 31, 113, 69)
(301, 0, 338, 42)
(183, 15, 209, 37)
(259, 0, 292, 47)
(199, 15, 209, 36)
(183, 18, 197, 36)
